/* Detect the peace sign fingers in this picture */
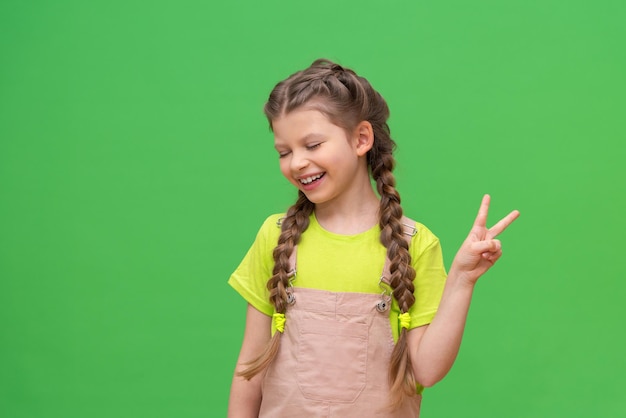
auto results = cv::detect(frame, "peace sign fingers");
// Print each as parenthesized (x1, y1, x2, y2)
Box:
(472, 194, 520, 237)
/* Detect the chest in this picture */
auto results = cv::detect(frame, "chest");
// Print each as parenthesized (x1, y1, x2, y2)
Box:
(294, 236, 388, 294)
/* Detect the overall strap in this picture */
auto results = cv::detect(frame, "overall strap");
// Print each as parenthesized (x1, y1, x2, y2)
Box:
(276, 216, 298, 277)
(288, 247, 297, 276)
(380, 216, 417, 285)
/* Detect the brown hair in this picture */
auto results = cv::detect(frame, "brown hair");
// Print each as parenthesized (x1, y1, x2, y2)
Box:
(239, 59, 417, 407)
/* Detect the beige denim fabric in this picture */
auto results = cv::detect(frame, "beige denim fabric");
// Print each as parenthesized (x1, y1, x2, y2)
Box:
(259, 287, 421, 417)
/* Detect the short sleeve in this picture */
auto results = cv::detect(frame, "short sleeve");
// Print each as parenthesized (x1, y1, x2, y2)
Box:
(227, 214, 283, 316)
(407, 222, 447, 328)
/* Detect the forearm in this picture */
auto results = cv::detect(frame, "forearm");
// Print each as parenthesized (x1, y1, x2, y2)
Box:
(410, 269, 475, 387)
(410, 195, 519, 387)
(227, 370, 263, 418)
(228, 304, 271, 417)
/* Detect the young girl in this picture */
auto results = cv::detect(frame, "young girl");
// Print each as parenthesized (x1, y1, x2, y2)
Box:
(227, 59, 519, 417)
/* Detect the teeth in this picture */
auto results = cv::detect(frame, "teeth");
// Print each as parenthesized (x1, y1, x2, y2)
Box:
(300, 174, 323, 184)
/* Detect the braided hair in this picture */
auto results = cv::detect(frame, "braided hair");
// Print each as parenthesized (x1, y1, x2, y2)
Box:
(239, 59, 417, 407)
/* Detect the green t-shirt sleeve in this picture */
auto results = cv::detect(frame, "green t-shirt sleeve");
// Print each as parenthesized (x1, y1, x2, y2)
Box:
(407, 222, 448, 329)
(228, 214, 283, 316)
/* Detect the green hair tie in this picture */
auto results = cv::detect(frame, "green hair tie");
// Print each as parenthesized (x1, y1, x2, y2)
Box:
(273, 313, 286, 333)
(399, 312, 411, 330)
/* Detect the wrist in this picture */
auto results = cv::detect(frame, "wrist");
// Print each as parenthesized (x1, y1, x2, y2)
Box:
(446, 267, 477, 290)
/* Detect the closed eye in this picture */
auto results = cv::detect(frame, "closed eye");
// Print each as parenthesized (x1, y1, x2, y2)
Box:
(278, 150, 291, 158)
(306, 143, 321, 151)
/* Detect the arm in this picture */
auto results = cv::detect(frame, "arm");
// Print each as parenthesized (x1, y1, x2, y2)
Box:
(407, 194, 520, 387)
(228, 304, 272, 418)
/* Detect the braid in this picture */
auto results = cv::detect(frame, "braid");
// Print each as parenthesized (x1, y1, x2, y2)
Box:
(238, 192, 314, 380)
(374, 151, 418, 407)
(268, 192, 314, 313)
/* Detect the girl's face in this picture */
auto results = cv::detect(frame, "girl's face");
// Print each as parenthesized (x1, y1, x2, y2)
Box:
(272, 108, 369, 207)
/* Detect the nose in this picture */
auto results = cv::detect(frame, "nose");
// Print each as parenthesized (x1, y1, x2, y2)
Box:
(290, 151, 309, 172)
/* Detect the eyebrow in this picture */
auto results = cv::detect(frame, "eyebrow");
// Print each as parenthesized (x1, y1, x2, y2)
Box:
(274, 133, 325, 149)
(299, 133, 325, 142)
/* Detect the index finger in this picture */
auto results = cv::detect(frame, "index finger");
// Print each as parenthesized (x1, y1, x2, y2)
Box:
(489, 209, 520, 237)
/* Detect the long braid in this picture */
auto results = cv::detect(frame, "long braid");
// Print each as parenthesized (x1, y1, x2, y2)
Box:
(268, 192, 314, 313)
(238, 192, 313, 379)
(372, 148, 418, 407)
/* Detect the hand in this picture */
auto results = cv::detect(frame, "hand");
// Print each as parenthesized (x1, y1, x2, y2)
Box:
(450, 194, 520, 285)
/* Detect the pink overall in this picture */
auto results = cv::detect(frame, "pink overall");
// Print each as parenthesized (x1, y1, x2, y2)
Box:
(259, 238, 422, 417)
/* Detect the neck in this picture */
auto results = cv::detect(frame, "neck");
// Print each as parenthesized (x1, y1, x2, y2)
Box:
(314, 186, 380, 235)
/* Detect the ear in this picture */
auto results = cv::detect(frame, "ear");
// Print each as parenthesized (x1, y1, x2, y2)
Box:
(354, 121, 374, 157)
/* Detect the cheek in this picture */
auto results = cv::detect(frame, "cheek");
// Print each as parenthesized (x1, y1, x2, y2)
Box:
(279, 158, 292, 180)
(328, 152, 356, 174)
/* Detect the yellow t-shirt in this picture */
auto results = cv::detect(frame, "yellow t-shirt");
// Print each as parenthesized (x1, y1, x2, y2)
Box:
(228, 213, 447, 341)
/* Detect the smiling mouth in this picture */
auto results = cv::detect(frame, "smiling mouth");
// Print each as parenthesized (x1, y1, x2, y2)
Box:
(299, 173, 325, 185)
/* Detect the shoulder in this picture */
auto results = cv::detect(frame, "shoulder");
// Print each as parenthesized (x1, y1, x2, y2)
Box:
(256, 213, 285, 236)
(401, 216, 442, 259)
(260, 213, 285, 229)
(248, 213, 284, 250)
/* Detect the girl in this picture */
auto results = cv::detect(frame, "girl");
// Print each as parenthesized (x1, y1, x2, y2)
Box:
(227, 59, 519, 417)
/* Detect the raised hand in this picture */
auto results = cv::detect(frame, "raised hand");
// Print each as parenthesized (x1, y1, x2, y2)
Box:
(450, 194, 520, 285)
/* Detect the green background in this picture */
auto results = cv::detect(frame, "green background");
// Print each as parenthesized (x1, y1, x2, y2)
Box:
(1, 0, 624, 417)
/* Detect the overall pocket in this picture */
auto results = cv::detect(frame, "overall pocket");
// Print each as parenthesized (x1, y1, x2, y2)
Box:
(296, 318, 368, 403)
